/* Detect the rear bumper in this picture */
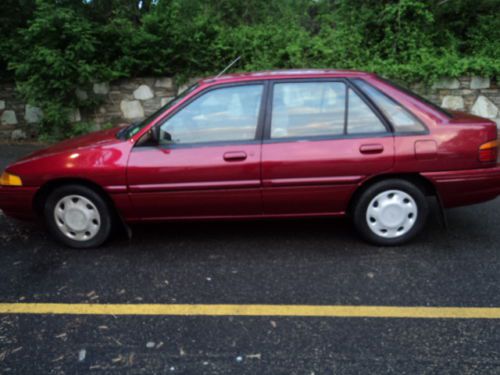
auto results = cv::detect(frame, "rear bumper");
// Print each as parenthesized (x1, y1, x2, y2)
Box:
(0, 186, 38, 220)
(422, 164, 500, 208)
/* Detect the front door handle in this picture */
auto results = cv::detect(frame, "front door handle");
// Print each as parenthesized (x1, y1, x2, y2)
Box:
(223, 151, 247, 161)
(360, 144, 384, 154)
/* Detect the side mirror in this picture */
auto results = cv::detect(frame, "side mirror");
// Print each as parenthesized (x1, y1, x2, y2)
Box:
(150, 126, 160, 144)
(162, 131, 172, 142)
(150, 126, 172, 144)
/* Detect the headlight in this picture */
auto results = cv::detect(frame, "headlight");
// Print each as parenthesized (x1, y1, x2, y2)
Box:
(0, 172, 23, 186)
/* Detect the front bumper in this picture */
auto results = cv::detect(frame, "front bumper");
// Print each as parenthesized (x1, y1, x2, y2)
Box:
(422, 164, 500, 208)
(0, 186, 38, 220)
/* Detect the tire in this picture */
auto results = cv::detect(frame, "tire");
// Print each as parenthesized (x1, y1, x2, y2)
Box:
(352, 179, 429, 246)
(43, 184, 113, 249)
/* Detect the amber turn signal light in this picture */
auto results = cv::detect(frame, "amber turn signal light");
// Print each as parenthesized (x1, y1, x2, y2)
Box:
(479, 140, 498, 163)
(0, 172, 23, 186)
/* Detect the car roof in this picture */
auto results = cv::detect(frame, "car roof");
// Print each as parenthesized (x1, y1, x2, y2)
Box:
(200, 69, 376, 84)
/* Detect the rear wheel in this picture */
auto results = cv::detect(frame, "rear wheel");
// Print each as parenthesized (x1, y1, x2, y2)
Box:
(43, 185, 113, 248)
(352, 179, 429, 245)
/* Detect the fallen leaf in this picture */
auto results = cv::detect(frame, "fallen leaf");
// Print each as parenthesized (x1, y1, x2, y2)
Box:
(246, 353, 261, 360)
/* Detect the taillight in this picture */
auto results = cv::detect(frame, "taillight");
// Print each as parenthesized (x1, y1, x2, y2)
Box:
(479, 140, 498, 162)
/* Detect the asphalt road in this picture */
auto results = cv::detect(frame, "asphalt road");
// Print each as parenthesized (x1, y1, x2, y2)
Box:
(1, 144, 500, 374)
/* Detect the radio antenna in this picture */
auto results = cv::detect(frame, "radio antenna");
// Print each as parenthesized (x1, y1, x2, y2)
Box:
(216, 56, 241, 78)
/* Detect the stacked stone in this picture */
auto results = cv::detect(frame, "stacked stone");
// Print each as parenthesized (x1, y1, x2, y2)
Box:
(0, 83, 44, 140)
(117, 78, 175, 121)
(433, 77, 500, 127)
(73, 78, 177, 125)
(1, 75, 499, 141)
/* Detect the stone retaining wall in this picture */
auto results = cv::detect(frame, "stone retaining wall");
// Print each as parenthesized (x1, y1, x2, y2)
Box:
(410, 76, 500, 127)
(1, 75, 499, 140)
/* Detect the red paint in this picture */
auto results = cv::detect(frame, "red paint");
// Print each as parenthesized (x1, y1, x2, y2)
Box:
(127, 144, 262, 218)
(414, 140, 437, 160)
(0, 70, 499, 223)
(261, 137, 394, 214)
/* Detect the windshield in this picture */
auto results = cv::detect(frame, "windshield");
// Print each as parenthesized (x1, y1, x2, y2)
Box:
(118, 83, 199, 139)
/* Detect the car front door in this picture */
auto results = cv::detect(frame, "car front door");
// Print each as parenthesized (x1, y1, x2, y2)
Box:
(127, 83, 266, 220)
(261, 79, 394, 215)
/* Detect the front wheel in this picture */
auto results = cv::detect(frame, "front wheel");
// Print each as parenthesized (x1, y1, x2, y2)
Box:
(352, 179, 429, 246)
(43, 185, 113, 249)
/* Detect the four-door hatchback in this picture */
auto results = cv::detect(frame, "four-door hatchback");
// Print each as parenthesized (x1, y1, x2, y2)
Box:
(1, 70, 499, 248)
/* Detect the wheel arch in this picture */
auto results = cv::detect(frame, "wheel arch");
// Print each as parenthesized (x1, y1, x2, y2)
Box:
(347, 173, 437, 216)
(33, 178, 120, 220)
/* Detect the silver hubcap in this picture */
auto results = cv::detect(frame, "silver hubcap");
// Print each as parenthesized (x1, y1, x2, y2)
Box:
(54, 195, 101, 241)
(366, 190, 418, 238)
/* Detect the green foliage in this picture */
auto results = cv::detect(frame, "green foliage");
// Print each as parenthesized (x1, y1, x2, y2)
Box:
(2, 0, 500, 140)
(0, 0, 35, 81)
(8, 0, 113, 138)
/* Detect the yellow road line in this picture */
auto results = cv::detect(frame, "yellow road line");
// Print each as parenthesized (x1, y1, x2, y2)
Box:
(1, 303, 500, 319)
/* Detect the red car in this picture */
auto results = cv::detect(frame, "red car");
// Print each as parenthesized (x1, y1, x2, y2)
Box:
(0, 70, 499, 248)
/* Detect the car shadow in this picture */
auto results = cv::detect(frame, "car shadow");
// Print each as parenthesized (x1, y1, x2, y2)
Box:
(2, 197, 498, 262)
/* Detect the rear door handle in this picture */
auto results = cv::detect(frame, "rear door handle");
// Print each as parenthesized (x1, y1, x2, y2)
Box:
(223, 151, 247, 161)
(360, 144, 384, 154)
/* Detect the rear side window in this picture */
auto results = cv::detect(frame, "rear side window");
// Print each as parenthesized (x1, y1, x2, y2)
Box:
(353, 79, 426, 133)
(347, 88, 386, 134)
(270, 82, 345, 138)
(270, 81, 388, 139)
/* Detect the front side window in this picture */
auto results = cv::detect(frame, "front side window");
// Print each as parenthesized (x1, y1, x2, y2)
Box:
(353, 79, 426, 132)
(270, 82, 346, 138)
(159, 84, 263, 144)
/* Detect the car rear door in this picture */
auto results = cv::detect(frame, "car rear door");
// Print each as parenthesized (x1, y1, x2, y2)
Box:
(261, 79, 394, 215)
(127, 83, 266, 220)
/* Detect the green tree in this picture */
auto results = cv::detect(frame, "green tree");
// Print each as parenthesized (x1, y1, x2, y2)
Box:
(8, 0, 112, 139)
(0, 0, 35, 81)
(2, 0, 500, 140)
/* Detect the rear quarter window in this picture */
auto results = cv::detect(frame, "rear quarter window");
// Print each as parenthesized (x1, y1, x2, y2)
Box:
(353, 79, 427, 133)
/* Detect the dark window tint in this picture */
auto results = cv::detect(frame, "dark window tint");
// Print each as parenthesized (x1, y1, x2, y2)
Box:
(160, 85, 263, 144)
(354, 79, 426, 132)
(270, 82, 346, 138)
(347, 88, 386, 134)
